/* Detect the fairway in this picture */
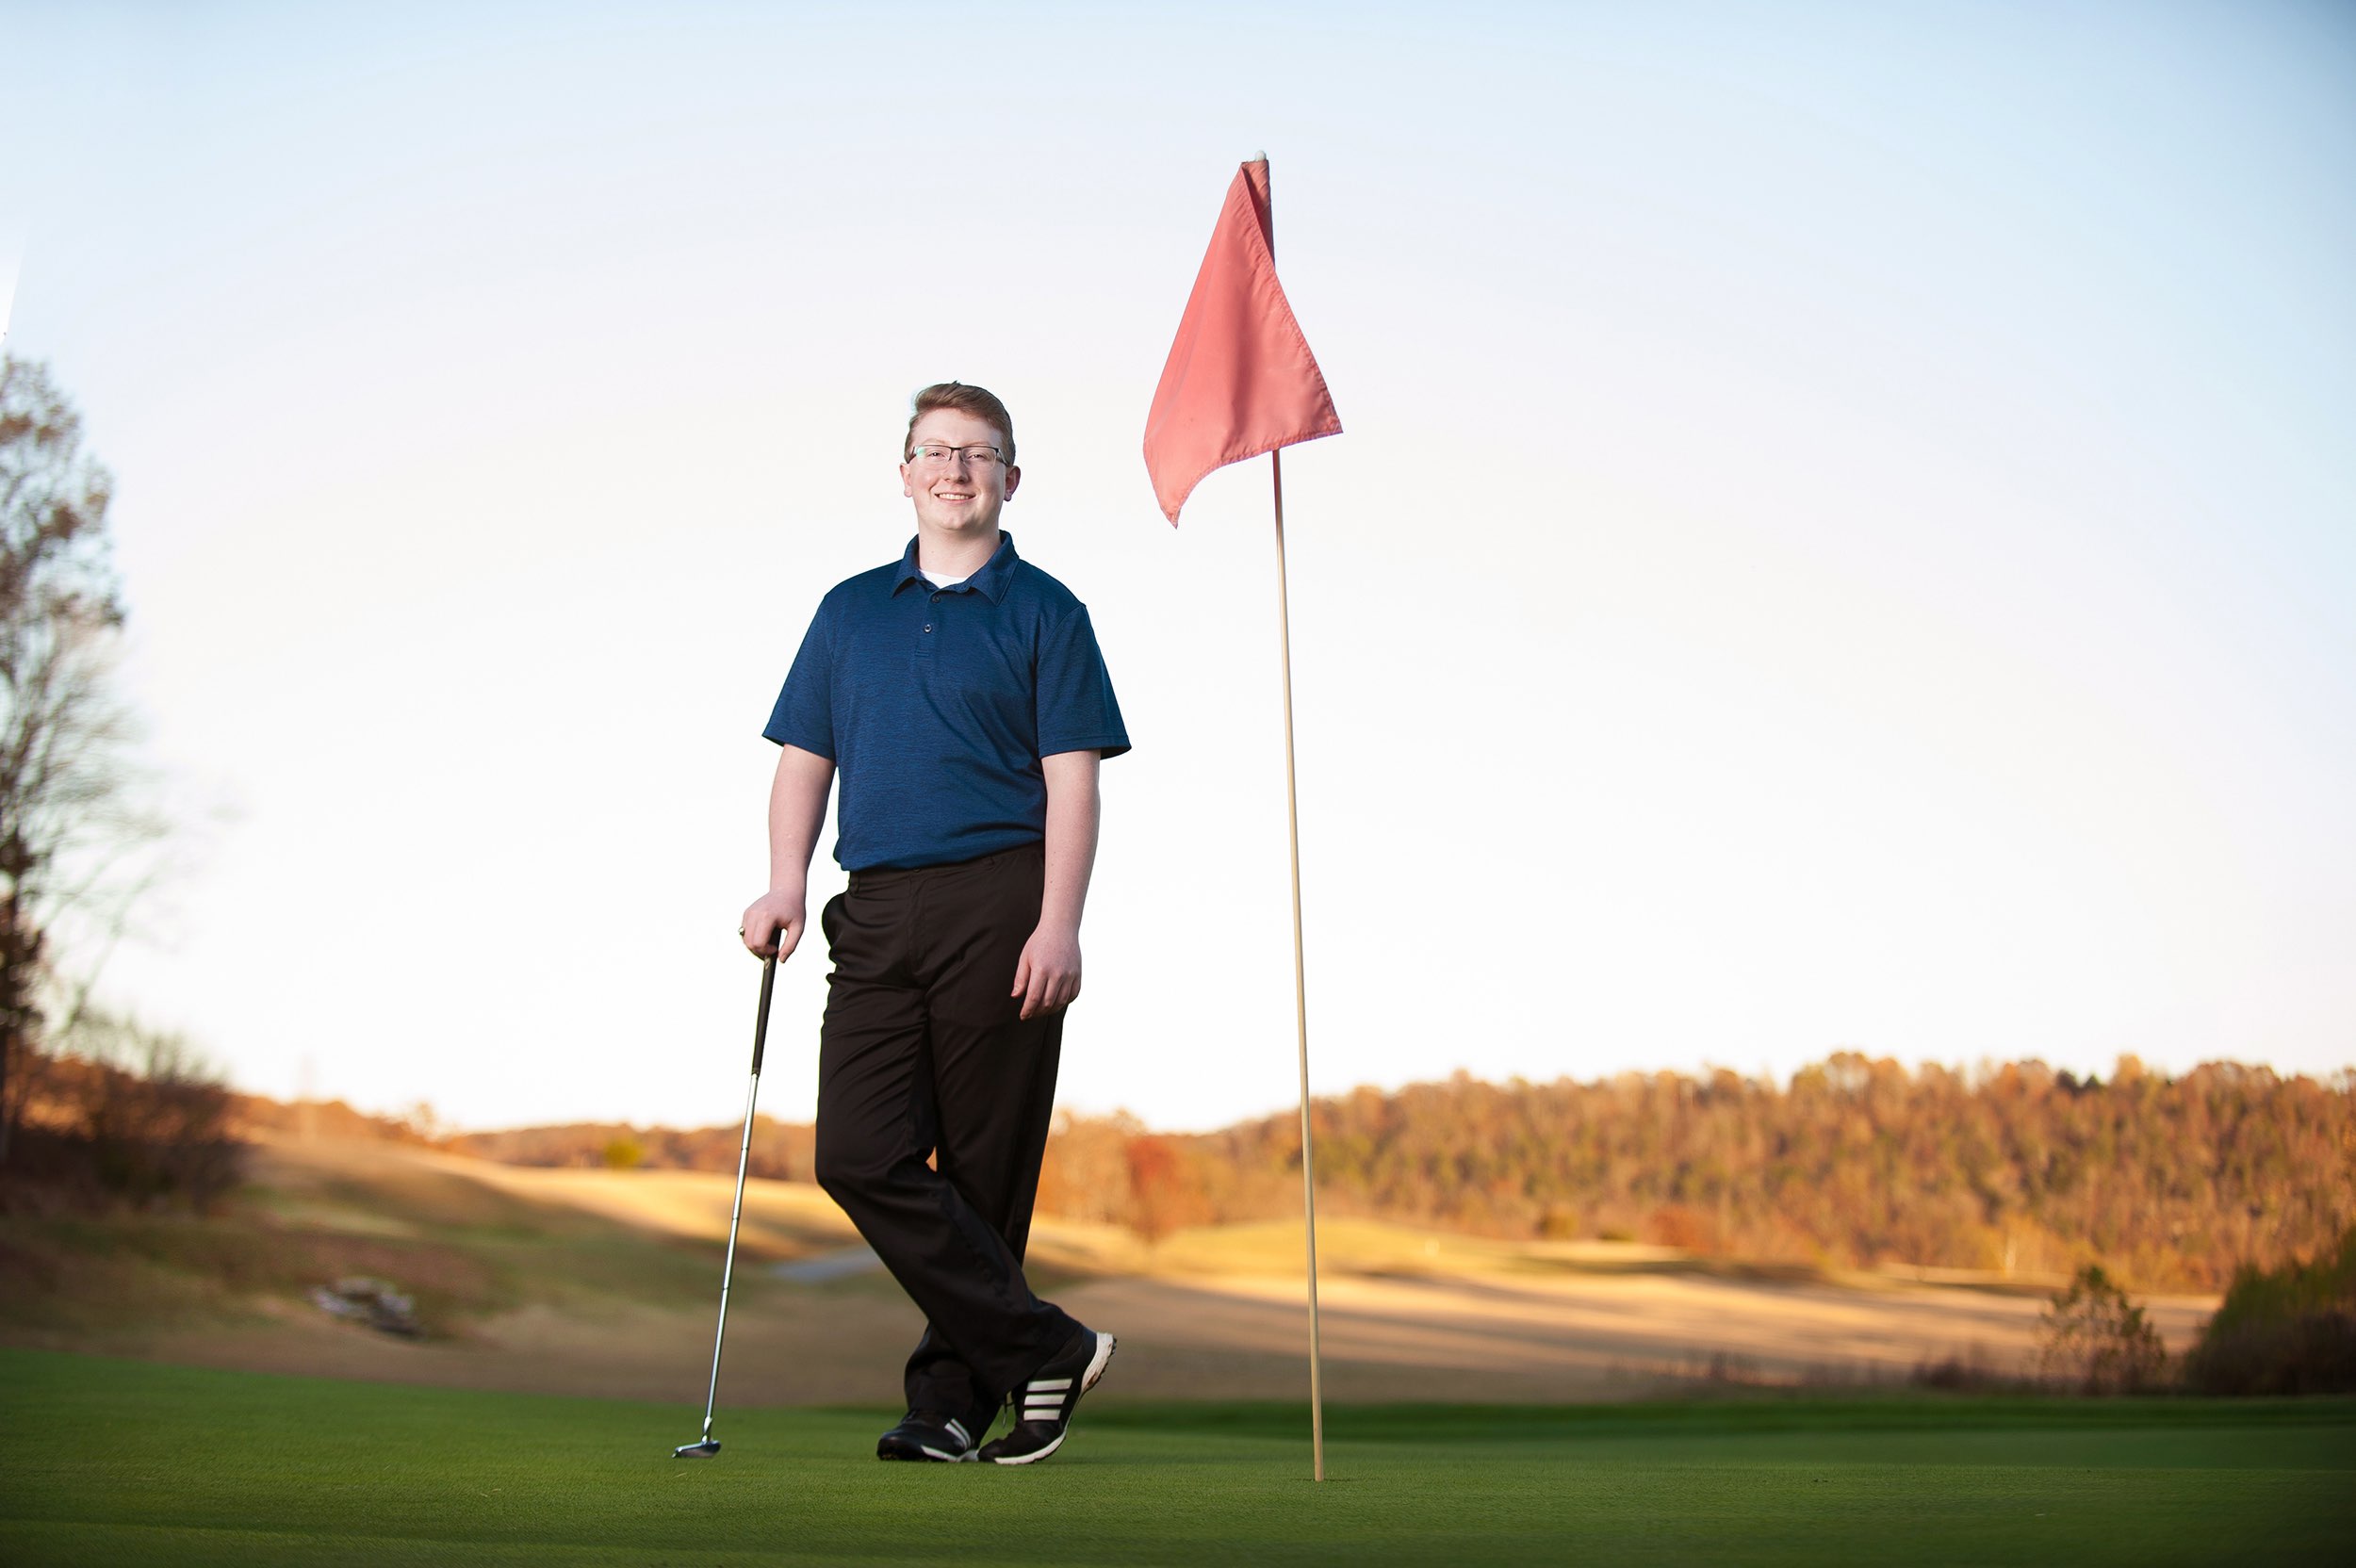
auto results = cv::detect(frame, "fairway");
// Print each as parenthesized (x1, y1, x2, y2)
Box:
(2, 1349, 2350, 1565)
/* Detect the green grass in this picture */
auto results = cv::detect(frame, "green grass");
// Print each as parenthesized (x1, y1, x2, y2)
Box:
(2, 1348, 2351, 1566)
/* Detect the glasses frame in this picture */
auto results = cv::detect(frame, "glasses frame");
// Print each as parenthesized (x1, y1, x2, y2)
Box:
(907, 443, 1007, 469)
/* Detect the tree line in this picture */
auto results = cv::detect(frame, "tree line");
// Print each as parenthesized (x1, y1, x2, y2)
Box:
(453, 1051, 2351, 1292)
(1127, 1053, 2354, 1290)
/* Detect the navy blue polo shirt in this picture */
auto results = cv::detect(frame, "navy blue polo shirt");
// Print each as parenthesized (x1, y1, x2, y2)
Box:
(763, 531, 1130, 872)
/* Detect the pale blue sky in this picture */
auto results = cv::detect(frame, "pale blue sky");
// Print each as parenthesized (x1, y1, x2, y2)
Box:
(7, 1, 2352, 1131)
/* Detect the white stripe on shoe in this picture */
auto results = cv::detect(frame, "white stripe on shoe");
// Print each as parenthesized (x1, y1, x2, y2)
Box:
(986, 1331, 1118, 1465)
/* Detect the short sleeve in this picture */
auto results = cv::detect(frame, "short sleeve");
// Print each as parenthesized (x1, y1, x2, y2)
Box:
(1035, 604, 1130, 760)
(762, 597, 838, 758)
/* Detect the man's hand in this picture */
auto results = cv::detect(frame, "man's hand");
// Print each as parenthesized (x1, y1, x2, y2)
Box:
(741, 888, 808, 961)
(1011, 921, 1081, 1021)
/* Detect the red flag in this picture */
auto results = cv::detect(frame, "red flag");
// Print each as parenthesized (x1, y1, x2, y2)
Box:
(1143, 158, 1342, 525)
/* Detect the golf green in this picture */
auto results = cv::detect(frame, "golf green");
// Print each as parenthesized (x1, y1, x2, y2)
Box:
(2, 1348, 2349, 1565)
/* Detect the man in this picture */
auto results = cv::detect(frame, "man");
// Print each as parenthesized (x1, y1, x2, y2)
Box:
(739, 382, 1127, 1466)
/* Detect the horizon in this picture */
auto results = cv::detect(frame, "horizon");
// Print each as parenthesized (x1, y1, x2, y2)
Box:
(227, 1046, 2348, 1140)
(7, 1, 2352, 1133)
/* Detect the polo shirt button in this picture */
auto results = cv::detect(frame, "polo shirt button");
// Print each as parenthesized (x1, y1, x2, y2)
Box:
(923, 624, 932, 632)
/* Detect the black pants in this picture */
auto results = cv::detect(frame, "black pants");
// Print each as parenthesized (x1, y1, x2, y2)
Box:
(812, 841, 1078, 1436)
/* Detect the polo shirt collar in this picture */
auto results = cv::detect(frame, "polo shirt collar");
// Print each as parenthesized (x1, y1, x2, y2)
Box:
(892, 531, 1020, 603)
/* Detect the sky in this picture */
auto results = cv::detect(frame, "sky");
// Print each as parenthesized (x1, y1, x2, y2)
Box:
(6, 0, 2352, 1134)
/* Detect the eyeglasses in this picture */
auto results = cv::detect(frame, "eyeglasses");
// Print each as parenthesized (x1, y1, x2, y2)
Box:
(908, 443, 1006, 469)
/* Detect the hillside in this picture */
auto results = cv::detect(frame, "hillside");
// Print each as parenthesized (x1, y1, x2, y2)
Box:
(0, 1131, 2223, 1404)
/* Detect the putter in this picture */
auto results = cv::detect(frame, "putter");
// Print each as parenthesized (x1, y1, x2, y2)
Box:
(674, 946, 778, 1458)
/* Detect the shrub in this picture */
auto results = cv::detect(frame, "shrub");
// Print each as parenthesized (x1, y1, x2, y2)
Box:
(2037, 1264, 2168, 1394)
(2183, 1226, 2356, 1395)
(9, 1018, 244, 1210)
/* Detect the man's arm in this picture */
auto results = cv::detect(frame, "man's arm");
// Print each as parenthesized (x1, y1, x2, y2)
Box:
(1012, 748, 1101, 1020)
(741, 743, 836, 959)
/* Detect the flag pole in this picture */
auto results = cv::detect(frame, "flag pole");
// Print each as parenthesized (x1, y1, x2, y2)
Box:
(1270, 443, 1327, 1482)
(1139, 146, 1335, 1478)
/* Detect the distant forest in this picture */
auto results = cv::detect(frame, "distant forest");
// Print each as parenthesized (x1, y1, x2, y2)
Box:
(450, 1053, 2354, 1292)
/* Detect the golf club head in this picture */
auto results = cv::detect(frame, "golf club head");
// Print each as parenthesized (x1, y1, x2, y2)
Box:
(674, 1438, 722, 1458)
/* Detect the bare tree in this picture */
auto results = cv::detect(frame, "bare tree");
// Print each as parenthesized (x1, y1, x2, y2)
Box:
(1, 353, 154, 1161)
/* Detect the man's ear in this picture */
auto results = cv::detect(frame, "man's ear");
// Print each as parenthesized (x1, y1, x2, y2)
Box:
(1004, 465, 1021, 501)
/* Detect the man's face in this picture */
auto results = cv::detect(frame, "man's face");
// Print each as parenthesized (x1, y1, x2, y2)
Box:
(900, 407, 1021, 540)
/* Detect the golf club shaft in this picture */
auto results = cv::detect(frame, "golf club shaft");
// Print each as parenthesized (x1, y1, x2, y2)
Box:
(693, 950, 777, 1443)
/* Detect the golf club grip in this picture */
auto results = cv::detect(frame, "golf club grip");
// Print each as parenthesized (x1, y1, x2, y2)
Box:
(750, 951, 777, 1074)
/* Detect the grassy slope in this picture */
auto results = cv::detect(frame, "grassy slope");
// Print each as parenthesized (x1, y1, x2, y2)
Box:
(0, 1142, 812, 1348)
(3, 1349, 2350, 1567)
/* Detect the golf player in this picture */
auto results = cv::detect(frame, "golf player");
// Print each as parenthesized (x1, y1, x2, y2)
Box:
(739, 382, 1128, 1465)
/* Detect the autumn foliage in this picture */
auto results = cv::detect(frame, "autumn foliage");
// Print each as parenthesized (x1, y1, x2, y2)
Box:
(451, 1051, 2352, 1294)
(455, 1117, 814, 1184)
(3, 1034, 239, 1210)
(1126, 1053, 2353, 1290)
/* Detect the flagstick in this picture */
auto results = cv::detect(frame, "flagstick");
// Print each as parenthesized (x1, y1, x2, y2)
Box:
(1270, 445, 1327, 1482)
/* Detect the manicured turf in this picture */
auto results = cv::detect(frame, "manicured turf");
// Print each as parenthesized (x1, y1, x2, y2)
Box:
(1, 1348, 2350, 1565)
